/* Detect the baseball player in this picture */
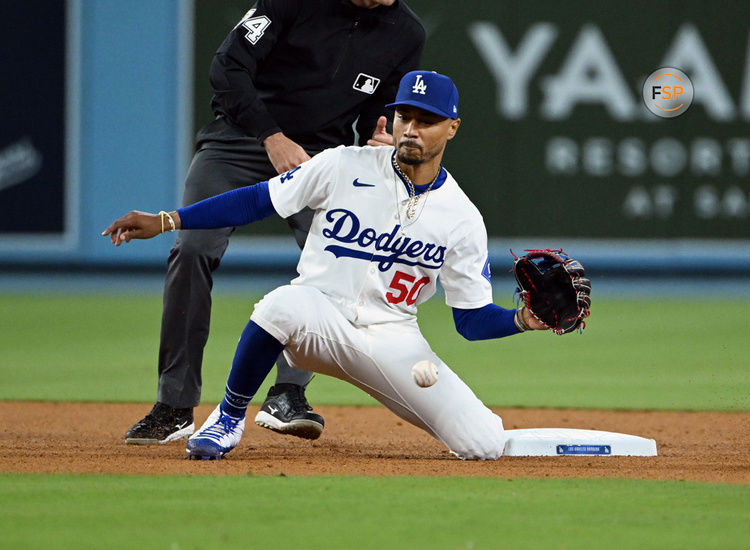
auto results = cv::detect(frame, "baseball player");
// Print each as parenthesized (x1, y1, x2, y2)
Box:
(104, 71, 547, 460)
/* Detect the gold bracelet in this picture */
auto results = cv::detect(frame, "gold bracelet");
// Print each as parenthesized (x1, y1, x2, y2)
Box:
(159, 211, 175, 234)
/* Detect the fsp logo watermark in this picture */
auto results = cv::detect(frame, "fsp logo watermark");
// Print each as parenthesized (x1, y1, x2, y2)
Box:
(642, 67, 694, 118)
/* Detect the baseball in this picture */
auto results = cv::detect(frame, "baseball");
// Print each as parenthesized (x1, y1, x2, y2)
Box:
(411, 360, 438, 388)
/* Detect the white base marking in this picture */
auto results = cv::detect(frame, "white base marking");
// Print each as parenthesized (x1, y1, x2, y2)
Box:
(503, 428, 657, 456)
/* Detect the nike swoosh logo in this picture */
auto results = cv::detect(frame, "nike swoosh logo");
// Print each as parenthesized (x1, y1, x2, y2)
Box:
(353, 178, 375, 188)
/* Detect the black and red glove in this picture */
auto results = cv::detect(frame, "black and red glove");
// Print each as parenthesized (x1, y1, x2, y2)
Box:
(512, 249, 591, 334)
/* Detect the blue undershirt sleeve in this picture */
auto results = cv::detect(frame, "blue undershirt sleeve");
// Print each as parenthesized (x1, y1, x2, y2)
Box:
(177, 181, 276, 229)
(452, 303, 521, 341)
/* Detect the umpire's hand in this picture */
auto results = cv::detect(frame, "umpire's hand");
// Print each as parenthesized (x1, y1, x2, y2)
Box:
(263, 132, 311, 174)
(102, 210, 181, 246)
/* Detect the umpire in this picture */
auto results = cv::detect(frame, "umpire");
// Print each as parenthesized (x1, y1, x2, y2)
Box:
(125, 0, 425, 444)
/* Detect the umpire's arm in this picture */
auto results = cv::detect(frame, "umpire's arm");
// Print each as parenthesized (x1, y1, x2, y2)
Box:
(209, 0, 296, 142)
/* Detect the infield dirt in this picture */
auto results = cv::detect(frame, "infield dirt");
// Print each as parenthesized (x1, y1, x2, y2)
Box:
(1, 402, 747, 483)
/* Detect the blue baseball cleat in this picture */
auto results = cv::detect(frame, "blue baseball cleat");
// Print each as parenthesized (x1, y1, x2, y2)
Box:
(186, 405, 245, 460)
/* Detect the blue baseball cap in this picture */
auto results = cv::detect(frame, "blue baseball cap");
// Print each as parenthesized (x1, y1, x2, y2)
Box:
(386, 70, 459, 119)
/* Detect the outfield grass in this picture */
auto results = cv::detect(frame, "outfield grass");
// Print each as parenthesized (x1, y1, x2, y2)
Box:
(2, 294, 747, 548)
(1, 474, 748, 550)
(0, 294, 747, 410)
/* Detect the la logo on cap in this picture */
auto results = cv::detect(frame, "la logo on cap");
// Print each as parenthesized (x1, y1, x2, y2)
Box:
(412, 74, 427, 95)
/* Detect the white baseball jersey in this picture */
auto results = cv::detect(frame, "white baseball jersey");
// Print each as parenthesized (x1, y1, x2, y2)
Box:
(255, 145, 507, 459)
(267, 145, 493, 325)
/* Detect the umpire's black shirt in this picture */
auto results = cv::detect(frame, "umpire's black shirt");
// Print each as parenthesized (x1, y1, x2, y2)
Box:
(207, 0, 425, 148)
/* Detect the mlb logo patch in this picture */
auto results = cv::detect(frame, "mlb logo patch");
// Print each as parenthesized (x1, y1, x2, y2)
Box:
(353, 73, 380, 95)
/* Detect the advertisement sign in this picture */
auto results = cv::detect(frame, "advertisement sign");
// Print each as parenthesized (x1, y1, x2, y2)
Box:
(412, 0, 750, 239)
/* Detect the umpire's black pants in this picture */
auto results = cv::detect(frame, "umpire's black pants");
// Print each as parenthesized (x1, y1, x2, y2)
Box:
(157, 117, 322, 408)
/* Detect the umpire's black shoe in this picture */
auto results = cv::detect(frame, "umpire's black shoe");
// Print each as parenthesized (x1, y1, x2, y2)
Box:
(125, 402, 195, 445)
(254, 383, 324, 440)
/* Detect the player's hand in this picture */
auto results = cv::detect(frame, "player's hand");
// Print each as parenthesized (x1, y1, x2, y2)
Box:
(101, 210, 180, 246)
(367, 116, 393, 147)
(263, 132, 311, 174)
(518, 306, 549, 331)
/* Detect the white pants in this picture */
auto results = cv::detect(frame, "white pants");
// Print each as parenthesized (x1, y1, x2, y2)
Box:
(251, 285, 506, 460)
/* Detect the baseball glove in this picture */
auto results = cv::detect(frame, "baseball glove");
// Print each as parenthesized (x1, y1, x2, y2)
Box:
(512, 249, 591, 334)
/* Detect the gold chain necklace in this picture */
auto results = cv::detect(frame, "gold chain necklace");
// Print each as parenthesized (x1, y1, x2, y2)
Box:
(392, 155, 439, 220)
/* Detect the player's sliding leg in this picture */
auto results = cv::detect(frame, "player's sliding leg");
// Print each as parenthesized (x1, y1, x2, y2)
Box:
(295, 324, 506, 460)
(361, 329, 507, 460)
(186, 320, 283, 460)
(252, 285, 507, 460)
